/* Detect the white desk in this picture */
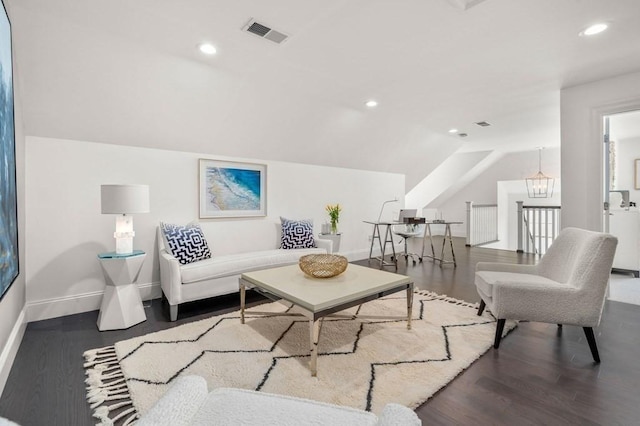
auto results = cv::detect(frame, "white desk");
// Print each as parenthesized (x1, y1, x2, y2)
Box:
(421, 221, 463, 267)
(364, 221, 404, 270)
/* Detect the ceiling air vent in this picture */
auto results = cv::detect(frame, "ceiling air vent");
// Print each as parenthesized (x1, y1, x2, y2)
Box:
(242, 19, 289, 44)
(475, 121, 491, 127)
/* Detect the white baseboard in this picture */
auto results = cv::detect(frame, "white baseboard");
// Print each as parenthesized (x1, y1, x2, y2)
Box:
(26, 281, 162, 323)
(342, 244, 404, 262)
(0, 307, 27, 398)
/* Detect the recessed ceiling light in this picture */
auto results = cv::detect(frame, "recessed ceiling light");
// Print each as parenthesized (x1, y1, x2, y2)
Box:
(198, 43, 217, 55)
(448, 128, 458, 133)
(580, 23, 608, 36)
(365, 100, 378, 108)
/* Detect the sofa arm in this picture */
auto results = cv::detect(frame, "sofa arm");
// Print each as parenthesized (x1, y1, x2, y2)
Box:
(315, 238, 333, 253)
(376, 403, 421, 426)
(158, 249, 183, 305)
(137, 376, 208, 426)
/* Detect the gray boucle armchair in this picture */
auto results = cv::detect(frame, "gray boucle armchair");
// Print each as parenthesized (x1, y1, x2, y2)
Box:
(475, 227, 617, 363)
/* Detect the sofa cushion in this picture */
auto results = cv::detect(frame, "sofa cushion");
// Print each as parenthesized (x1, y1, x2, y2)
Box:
(475, 271, 560, 298)
(161, 222, 212, 265)
(180, 248, 325, 284)
(280, 217, 316, 249)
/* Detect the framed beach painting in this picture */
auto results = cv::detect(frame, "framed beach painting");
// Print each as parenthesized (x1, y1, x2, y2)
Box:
(0, 0, 19, 301)
(199, 159, 267, 218)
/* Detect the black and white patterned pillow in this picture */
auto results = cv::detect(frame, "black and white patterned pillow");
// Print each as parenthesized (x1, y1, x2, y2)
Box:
(280, 217, 316, 249)
(160, 222, 212, 265)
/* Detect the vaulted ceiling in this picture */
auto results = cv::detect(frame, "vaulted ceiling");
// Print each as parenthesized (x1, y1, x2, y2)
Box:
(9, 0, 640, 191)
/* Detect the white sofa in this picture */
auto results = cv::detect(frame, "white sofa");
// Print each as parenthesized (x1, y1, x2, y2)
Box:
(158, 228, 331, 321)
(137, 375, 421, 426)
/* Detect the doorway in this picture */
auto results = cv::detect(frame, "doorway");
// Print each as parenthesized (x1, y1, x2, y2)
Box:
(605, 109, 640, 305)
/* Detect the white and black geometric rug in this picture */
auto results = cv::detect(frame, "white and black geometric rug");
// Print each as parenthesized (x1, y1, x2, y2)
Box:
(84, 291, 515, 425)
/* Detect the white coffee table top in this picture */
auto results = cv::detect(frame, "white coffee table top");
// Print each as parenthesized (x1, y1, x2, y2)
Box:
(240, 263, 412, 312)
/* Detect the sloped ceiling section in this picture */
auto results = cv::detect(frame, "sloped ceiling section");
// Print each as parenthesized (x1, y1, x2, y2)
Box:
(10, 4, 463, 187)
(8, 0, 640, 193)
(425, 150, 506, 207)
(405, 150, 496, 209)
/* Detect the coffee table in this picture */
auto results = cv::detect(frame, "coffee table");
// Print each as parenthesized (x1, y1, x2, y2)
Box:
(239, 263, 413, 376)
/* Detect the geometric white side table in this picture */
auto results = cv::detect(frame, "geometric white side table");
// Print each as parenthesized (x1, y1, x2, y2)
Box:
(97, 250, 147, 331)
(317, 233, 342, 253)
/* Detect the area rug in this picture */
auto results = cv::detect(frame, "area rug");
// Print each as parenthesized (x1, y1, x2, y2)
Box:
(83, 291, 515, 425)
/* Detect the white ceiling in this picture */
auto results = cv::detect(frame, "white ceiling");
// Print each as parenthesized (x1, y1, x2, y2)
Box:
(9, 0, 640, 190)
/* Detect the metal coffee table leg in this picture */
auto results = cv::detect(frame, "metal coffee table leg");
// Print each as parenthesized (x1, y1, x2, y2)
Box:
(240, 283, 246, 324)
(407, 284, 413, 330)
(309, 319, 321, 377)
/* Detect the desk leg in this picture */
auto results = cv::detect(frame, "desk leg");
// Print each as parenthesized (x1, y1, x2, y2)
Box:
(240, 282, 246, 324)
(378, 225, 386, 269)
(369, 224, 380, 261)
(440, 230, 447, 266)
(425, 224, 436, 260)
(309, 319, 321, 377)
(447, 225, 457, 267)
(385, 225, 397, 270)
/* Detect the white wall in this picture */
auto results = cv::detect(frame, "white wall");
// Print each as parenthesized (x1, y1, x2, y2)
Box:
(430, 148, 561, 237)
(560, 71, 640, 231)
(0, 0, 27, 397)
(24, 136, 404, 321)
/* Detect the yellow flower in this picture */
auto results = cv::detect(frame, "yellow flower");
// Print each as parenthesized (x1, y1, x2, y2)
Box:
(326, 204, 342, 223)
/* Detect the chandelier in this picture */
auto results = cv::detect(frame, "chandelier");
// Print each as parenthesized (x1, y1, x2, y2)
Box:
(526, 148, 554, 198)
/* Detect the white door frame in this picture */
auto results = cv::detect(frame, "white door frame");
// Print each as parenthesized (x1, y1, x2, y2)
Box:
(592, 99, 640, 232)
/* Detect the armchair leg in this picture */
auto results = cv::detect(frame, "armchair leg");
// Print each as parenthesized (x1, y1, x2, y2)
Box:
(583, 327, 601, 363)
(494, 319, 506, 349)
(477, 300, 486, 316)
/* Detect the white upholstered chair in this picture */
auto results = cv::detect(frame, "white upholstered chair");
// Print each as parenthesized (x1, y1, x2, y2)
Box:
(137, 376, 421, 426)
(475, 227, 617, 363)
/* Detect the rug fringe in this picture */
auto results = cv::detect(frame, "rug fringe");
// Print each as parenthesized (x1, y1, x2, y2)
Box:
(84, 345, 138, 425)
(414, 289, 480, 309)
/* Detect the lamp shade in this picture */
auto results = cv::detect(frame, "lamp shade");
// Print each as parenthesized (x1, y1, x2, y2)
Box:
(101, 184, 150, 214)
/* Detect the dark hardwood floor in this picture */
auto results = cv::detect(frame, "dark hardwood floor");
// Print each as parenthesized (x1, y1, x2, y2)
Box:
(1, 238, 639, 425)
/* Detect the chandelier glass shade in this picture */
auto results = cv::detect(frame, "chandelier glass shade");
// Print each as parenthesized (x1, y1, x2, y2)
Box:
(526, 149, 555, 198)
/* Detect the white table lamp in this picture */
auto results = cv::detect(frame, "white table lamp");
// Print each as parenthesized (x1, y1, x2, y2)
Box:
(101, 184, 150, 254)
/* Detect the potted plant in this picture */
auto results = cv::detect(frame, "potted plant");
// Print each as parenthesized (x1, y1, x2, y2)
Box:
(326, 204, 342, 234)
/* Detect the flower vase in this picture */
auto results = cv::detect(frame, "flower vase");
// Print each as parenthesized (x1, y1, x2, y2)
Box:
(331, 221, 338, 234)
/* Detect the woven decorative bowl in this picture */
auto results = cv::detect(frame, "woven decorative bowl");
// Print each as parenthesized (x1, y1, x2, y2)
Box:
(299, 254, 348, 278)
